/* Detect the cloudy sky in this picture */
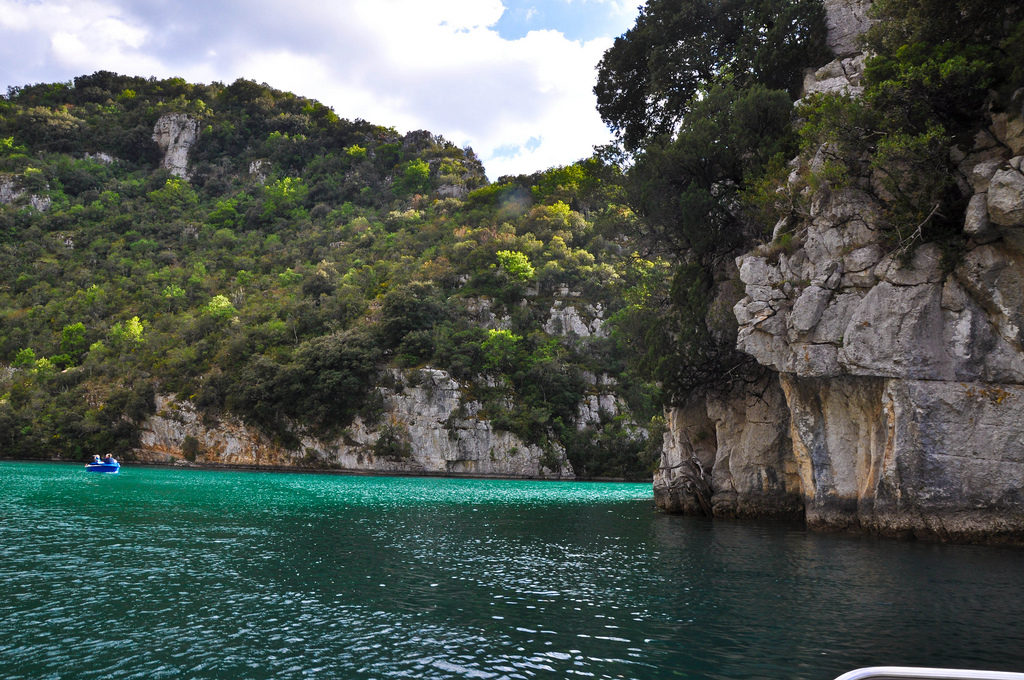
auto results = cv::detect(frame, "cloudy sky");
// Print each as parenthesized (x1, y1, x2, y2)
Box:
(0, 0, 640, 179)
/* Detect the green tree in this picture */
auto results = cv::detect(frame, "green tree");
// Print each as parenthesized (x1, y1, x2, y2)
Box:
(594, 0, 828, 151)
(12, 348, 36, 368)
(629, 84, 795, 264)
(395, 158, 431, 196)
(109, 316, 145, 352)
(203, 295, 237, 320)
(59, 322, 88, 363)
(496, 250, 535, 281)
(481, 329, 523, 374)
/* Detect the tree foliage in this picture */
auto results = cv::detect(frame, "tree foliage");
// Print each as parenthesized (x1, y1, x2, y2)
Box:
(595, 0, 828, 151)
(0, 75, 657, 477)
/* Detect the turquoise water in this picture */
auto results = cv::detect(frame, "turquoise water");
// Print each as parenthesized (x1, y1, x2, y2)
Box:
(1, 462, 1023, 679)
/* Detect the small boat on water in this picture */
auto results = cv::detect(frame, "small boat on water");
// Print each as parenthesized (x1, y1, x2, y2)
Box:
(84, 461, 120, 473)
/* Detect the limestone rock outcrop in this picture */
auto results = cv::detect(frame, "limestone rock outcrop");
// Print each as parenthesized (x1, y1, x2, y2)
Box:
(135, 368, 573, 479)
(1, 175, 51, 211)
(823, 0, 873, 57)
(713, 140, 1024, 541)
(544, 300, 605, 337)
(655, 0, 1024, 542)
(152, 113, 198, 179)
(654, 374, 802, 518)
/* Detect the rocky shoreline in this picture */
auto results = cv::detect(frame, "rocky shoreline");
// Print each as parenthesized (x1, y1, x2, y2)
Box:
(654, 0, 1024, 545)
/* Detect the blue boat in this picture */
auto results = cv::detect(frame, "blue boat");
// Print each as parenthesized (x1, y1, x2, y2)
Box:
(84, 461, 120, 473)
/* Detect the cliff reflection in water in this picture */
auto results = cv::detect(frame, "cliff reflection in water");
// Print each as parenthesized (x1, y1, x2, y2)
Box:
(1, 462, 1022, 680)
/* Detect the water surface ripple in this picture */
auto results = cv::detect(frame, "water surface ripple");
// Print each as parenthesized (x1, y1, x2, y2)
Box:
(1, 462, 1022, 679)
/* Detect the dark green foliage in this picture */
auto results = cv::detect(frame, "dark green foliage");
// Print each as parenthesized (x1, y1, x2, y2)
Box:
(379, 282, 448, 350)
(629, 84, 795, 263)
(594, 0, 828, 151)
(863, 0, 1018, 55)
(563, 412, 652, 481)
(0, 76, 654, 477)
(863, 43, 995, 133)
(373, 421, 413, 460)
(181, 434, 200, 462)
(218, 330, 381, 439)
(613, 83, 797, 402)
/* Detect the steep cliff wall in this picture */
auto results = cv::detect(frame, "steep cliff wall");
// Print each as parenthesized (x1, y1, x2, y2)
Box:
(654, 372, 803, 518)
(134, 368, 573, 479)
(655, 0, 1024, 541)
(730, 137, 1024, 540)
(152, 113, 198, 179)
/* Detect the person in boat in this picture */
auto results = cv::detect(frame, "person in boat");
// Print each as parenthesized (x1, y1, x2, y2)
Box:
(103, 454, 117, 465)
(92, 455, 102, 464)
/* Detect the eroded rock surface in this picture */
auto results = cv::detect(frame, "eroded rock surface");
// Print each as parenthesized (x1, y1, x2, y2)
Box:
(135, 368, 572, 479)
(655, 374, 802, 519)
(152, 113, 198, 179)
(655, 0, 1024, 542)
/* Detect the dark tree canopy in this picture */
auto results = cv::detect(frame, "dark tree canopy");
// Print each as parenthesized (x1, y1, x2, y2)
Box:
(628, 84, 795, 264)
(595, 0, 829, 151)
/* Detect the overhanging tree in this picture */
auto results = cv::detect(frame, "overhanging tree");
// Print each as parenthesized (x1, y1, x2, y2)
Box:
(595, 0, 829, 152)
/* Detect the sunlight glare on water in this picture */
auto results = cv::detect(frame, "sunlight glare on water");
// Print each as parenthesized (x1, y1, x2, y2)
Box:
(1, 461, 1022, 680)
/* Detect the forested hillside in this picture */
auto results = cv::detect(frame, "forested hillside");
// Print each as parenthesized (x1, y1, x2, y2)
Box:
(0, 73, 662, 478)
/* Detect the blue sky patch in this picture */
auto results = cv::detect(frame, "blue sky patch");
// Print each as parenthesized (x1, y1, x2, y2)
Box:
(494, 1, 634, 42)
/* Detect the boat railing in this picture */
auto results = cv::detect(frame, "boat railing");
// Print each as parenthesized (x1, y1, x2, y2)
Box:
(835, 668, 1024, 680)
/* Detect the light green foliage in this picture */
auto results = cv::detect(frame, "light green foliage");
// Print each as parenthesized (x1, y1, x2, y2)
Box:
(109, 316, 145, 351)
(203, 295, 237, 320)
(162, 284, 186, 300)
(147, 178, 198, 210)
(262, 177, 308, 220)
(278, 268, 302, 286)
(32, 357, 57, 375)
(345, 144, 367, 159)
(236, 270, 255, 287)
(396, 158, 431, 196)
(207, 198, 241, 229)
(59, 322, 88, 362)
(481, 329, 523, 373)
(532, 165, 586, 203)
(496, 249, 534, 281)
(0, 137, 26, 155)
(13, 348, 36, 368)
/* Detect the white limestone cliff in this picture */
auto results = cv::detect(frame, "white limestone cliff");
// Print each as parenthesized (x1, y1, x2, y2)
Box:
(134, 368, 573, 479)
(152, 113, 199, 179)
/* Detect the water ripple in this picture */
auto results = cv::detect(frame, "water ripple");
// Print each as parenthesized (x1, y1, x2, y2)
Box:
(2, 462, 1023, 679)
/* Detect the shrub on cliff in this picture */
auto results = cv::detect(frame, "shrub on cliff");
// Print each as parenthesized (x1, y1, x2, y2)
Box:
(789, 0, 1023, 259)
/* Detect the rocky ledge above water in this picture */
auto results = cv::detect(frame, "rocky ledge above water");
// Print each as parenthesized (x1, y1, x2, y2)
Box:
(658, 129, 1024, 544)
(654, 0, 1024, 543)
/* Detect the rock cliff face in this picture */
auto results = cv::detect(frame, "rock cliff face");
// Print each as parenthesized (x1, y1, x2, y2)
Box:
(134, 368, 573, 479)
(152, 113, 198, 179)
(655, 0, 1024, 542)
(655, 372, 803, 518)
(727, 138, 1024, 540)
(1, 176, 51, 211)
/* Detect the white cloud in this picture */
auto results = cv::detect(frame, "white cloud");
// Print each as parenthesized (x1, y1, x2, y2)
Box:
(0, 0, 631, 178)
